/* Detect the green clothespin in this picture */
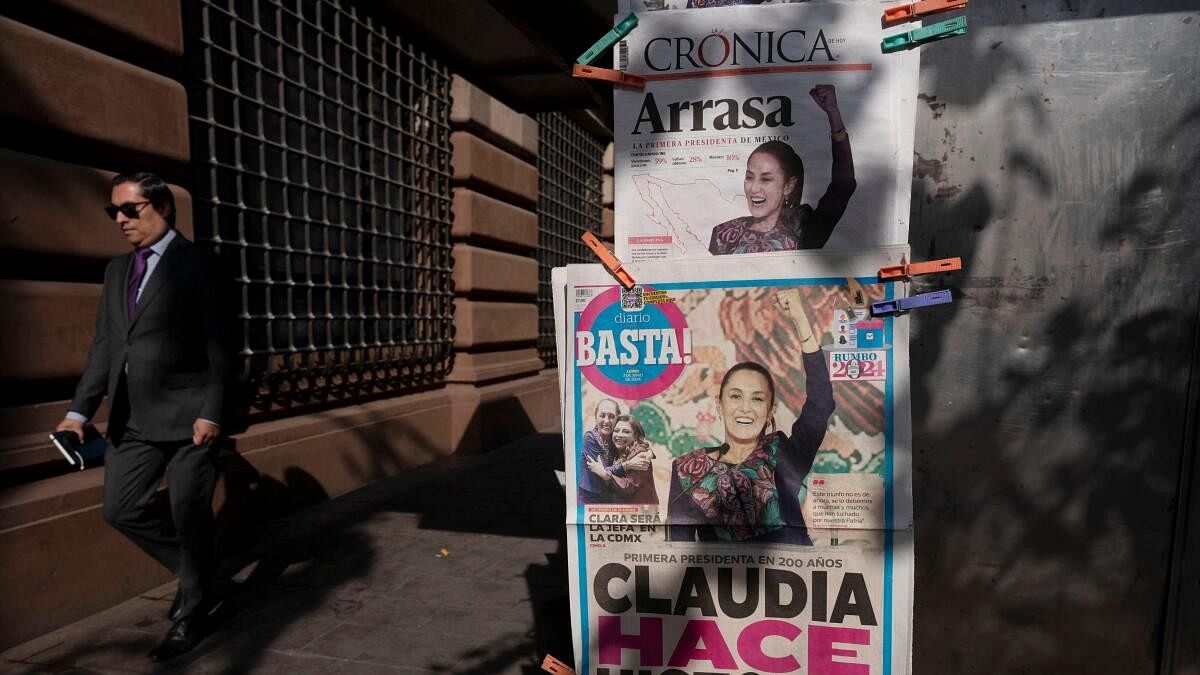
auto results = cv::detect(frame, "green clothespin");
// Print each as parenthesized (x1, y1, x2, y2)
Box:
(881, 16, 967, 53)
(578, 13, 639, 65)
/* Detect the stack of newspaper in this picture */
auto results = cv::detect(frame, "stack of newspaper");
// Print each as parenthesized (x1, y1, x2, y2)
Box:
(552, 2, 921, 674)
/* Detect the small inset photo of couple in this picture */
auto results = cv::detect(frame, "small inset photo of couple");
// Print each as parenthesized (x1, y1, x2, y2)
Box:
(578, 399, 659, 507)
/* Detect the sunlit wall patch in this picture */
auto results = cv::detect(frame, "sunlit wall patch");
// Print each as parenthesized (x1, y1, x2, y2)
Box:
(575, 286, 691, 399)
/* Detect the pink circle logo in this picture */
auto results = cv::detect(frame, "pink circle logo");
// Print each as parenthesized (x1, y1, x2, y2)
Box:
(575, 287, 691, 399)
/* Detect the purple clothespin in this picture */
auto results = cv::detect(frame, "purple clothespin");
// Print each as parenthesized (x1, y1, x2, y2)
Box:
(871, 289, 952, 316)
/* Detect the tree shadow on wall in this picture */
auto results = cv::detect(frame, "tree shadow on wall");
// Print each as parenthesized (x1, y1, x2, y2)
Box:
(318, 399, 574, 674)
(2, 450, 376, 674)
(222, 382, 569, 673)
(907, 10, 1200, 674)
(194, 420, 569, 674)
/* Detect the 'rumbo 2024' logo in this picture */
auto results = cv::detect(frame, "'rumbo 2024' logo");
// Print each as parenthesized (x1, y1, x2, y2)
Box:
(575, 287, 691, 399)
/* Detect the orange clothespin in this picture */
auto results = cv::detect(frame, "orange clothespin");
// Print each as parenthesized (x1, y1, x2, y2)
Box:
(572, 64, 646, 90)
(582, 232, 636, 290)
(878, 256, 962, 280)
(541, 654, 577, 675)
(882, 0, 968, 27)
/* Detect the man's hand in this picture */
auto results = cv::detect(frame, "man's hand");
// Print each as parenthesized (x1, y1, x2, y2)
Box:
(56, 418, 86, 443)
(193, 419, 220, 447)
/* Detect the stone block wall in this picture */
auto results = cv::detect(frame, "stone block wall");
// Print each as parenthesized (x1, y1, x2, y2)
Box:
(0, 5, 582, 651)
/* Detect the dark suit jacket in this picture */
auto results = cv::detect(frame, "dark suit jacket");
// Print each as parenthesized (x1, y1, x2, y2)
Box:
(70, 233, 232, 442)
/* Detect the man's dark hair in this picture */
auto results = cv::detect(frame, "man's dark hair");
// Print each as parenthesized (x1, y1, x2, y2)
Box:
(112, 172, 175, 227)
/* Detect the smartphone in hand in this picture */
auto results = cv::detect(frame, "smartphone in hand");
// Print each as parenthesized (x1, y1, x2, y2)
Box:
(49, 428, 108, 470)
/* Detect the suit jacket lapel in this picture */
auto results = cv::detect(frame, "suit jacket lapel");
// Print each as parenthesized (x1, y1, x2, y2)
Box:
(128, 234, 190, 332)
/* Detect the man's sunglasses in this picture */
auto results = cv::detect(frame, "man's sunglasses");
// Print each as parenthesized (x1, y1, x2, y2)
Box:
(104, 201, 152, 220)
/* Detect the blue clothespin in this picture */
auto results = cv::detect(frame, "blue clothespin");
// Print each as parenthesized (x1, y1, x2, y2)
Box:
(871, 289, 953, 316)
(578, 13, 639, 65)
(881, 16, 967, 53)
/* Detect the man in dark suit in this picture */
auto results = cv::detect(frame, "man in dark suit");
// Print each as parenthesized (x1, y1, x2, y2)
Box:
(55, 172, 232, 661)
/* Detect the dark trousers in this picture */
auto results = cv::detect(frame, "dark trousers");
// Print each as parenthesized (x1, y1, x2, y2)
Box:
(102, 414, 216, 619)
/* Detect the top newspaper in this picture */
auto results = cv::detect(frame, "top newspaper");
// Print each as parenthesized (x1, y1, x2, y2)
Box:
(613, 2, 919, 261)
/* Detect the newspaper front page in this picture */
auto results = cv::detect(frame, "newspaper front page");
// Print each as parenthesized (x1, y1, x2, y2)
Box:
(553, 248, 914, 674)
(612, 2, 919, 261)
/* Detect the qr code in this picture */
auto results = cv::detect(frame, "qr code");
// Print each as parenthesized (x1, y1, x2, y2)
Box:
(620, 286, 644, 311)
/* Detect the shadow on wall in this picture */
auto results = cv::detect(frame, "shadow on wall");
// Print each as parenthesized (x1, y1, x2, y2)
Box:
(2, 458, 369, 674)
(304, 382, 549, 491)
(170, 5, 1200, 673)
(1, 17, 559, 668)
(146, 382, 557, 671)
(906, 4, 1200, 674)
(7, 2, 1200, 674)
(199, 408, 564, 673)
(0, 20, 184, 183)
(8, 432, 571, 674)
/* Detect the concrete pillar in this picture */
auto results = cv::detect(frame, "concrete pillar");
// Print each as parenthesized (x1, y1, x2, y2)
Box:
(445, 76, 558, 451)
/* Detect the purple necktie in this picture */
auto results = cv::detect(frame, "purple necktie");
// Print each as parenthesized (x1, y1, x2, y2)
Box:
(127, 247, 154, 319)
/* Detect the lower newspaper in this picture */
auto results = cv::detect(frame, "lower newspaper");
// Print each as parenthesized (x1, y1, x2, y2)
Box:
(553, 247, 914, 675)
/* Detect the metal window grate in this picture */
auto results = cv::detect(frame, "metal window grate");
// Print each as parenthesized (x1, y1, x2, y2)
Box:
(186, 0, 455, 408)
(536, 112, 604, 367)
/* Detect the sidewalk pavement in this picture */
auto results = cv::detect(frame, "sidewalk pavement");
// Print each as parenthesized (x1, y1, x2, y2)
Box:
(1, 433, 574, 675)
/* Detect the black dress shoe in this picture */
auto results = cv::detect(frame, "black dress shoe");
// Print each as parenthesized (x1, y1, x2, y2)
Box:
(168, 590, 183, 621)
(148, 615, 207, 662)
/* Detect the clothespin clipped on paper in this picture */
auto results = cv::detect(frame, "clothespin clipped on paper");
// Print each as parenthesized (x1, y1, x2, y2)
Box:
(578, 12, 639, 65)
(871, 289, 953, 316)
(881, 16, 967, 53)
(582, 232, 636, 290)
(541, 654, 577, 675)
(573, 64, 646, 89)
(882, 0, 968, 27)
(878, 256, 962, 281)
